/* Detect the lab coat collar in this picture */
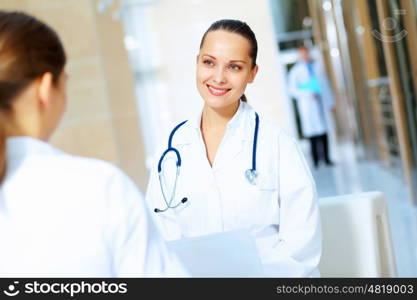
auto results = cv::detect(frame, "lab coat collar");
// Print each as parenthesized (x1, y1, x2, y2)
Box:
(175, 101, 256, 171)
(6, 136, 57, 161)
(187, 100, 252, 142)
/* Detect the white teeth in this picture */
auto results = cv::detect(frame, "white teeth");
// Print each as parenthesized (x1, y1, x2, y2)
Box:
(209, 86, 228, 93)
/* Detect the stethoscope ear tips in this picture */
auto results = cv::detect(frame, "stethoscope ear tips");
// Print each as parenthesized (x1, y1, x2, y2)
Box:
(154, 199, 188, 213)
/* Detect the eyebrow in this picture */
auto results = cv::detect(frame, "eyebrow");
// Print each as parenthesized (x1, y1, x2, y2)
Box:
(201, 54, 248, 64)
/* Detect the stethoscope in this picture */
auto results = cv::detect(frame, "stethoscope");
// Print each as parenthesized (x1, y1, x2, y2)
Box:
(154, 112, 259, 213)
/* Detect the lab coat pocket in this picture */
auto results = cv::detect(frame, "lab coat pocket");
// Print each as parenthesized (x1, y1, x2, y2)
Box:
(251, 171, 280, 228)
(257, 177, 278, 191)
(153, 207, 183, 241)
(256, 162, 279, 191)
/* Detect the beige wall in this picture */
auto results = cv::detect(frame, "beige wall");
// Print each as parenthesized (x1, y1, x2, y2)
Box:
(0, 0, 148, 190)
(142, 0, 291, 145)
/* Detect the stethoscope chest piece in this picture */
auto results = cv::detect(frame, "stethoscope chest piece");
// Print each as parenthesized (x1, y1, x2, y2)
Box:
(245, 168, 258, 185)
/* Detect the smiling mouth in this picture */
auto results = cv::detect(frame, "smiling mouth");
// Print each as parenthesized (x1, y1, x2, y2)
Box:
(207, 84, 231, 96)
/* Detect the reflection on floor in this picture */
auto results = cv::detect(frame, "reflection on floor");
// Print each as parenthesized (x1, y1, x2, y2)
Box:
(300, 139, 417, 277)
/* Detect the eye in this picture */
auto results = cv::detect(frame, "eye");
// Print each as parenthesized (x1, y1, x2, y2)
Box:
(229, 64, 242, 71)
(203, 59, 214, 66)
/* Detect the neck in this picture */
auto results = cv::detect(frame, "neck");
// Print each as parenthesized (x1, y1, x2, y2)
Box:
(6, 92, 48, 141)
(6, 116, 45, 140)
(201, 101, 240, 131)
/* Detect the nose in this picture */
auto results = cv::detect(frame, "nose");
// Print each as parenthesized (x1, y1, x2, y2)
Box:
(213, 66, 226, 85)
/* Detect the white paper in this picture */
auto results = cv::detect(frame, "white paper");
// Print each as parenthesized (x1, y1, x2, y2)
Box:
(167, 229, 264, 277)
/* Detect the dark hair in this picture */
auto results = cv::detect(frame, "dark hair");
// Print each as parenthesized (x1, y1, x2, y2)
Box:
(0, 11, 66, 182)
(199, 19, 258, 103)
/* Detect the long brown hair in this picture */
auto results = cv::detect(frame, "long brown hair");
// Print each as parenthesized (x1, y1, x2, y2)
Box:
(199, 19, 258, 103)
(0, 11, 66, 183)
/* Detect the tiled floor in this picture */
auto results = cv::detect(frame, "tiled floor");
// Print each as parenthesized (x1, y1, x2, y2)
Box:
(300, 139, 417, 277)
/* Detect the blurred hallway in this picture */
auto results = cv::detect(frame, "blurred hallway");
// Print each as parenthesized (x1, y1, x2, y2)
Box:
(300, 139, 417, 276)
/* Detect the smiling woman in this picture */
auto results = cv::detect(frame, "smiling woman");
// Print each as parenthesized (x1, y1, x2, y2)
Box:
(146, 19, 322, 277)
(197, 19, 258, 105)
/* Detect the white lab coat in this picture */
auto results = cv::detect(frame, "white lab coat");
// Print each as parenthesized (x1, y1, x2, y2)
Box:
(288, 61, 334, 138)
(0, 137, 187, 277)
(146, 101, 322, 277)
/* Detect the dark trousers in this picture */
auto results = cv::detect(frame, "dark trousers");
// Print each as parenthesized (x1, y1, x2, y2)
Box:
(308, 133, 331, 167)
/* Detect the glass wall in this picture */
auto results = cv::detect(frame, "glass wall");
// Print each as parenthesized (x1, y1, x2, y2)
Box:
(310, 0, 417, 204)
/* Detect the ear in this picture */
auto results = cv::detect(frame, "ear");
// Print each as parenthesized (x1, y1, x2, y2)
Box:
(37, 72, 54, 109)
(248, 65, 259, 83)
(196, 54, 200, 64)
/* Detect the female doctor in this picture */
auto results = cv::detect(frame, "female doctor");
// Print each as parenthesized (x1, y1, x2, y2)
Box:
(0, 11, 185, 277)
(146, 19, 322, 277)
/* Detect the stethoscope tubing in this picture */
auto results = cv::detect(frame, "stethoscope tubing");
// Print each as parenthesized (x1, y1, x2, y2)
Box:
(155, 111, 259, 213)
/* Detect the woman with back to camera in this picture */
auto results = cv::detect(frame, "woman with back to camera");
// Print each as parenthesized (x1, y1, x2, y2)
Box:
(0, 11, 186, 277)
(146, 19, 322, 277)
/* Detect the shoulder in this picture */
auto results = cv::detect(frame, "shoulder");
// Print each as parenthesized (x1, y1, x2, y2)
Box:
(148, 117, 196, 173)
(4, 144, 144, 214)
(249, 111, 297, 156)
(256, 114, 302, 159)
(55, 152, 145, 209)
(256, 114, 292, 141)
(36, 149, 134, 189)
(161, 115, 198, 149)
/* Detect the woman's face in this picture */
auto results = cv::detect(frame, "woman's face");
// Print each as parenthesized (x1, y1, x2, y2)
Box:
(196, 30, 258, 110)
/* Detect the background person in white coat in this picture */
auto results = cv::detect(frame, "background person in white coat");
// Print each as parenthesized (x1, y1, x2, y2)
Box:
(146, 20, 322, 277)
(288, 45, 335, 168)
(0, 11, 186, 277)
